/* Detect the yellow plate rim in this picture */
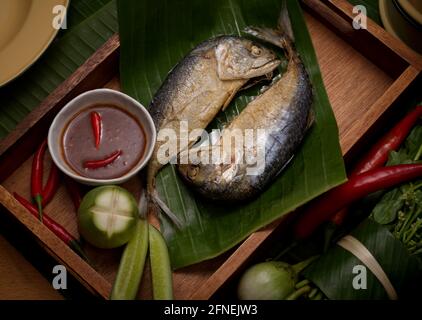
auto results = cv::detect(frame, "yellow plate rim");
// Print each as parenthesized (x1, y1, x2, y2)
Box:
(379, 0, 400, 39)
(0, 0, 69, 87)
(397, 0, 422, 25)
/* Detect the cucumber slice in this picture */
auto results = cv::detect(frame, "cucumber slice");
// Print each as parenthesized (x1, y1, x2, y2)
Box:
(78, 185, 138, 249)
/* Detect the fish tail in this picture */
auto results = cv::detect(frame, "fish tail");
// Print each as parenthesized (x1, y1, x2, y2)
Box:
(243, 1, 293, 45)
(147, 174, 183, 229)
(277, 0, 295, 42)
(243, 26, 296, 62)
(244, 2, 298, 61)
(151, 188, 183, 229)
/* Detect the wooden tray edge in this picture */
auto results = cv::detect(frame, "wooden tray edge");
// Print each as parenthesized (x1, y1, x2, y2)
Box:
(0, 186, 111, 298)
(328, 0, 422, 70)
(0, 0, 420, 300)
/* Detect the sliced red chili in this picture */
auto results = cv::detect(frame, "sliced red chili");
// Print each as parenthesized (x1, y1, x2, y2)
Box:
(14, 193, 87, 260)
(83, 150, 122, 169)
(90, 111, 102, 149)
(41, 163, 60, 206)
(31, 140, 47, 221)
(294, 164, 422, 240)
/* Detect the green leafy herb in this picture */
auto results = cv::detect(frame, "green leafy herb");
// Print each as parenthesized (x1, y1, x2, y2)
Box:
(386, 126, 422, 166)
(372, 188, 404, 224)
(371, 126, 422, 256)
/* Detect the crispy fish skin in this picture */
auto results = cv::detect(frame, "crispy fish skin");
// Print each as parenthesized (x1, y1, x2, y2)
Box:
(146, 36, 280, 224)
(177, 28, 313, 202)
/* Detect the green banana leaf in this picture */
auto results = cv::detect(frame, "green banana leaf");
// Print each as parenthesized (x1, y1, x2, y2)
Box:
(304, 219, 422, 299)
(64, 0, 113, 32)
(0, 0, 117, 139)
(118, 0, 346, 269)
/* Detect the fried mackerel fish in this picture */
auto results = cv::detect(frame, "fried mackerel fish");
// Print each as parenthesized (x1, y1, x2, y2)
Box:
(178, 20, 314, 202)
(146, 36, 280, 225)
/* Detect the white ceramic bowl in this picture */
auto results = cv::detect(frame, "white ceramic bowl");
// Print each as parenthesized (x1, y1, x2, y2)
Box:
(48, 88, 156, 186)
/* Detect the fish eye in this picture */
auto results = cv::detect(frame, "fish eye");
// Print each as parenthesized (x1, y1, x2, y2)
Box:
(188, 165, 199, 179)
(251, 45, 262, 56)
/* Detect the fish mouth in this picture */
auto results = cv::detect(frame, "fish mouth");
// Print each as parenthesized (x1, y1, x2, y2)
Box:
(253, 58, 280, 71)
(244, 58, 280, 79)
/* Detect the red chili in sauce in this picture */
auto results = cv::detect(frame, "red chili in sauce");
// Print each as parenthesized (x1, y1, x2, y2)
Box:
(62, 105, 146, 179)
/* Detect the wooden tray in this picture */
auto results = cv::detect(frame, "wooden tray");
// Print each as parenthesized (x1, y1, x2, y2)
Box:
(0, 0, 420, 299)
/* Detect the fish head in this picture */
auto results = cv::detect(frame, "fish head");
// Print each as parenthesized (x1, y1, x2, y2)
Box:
(178, 163, 210, 187)
(215, 37, 280, 80)
(178, 146, 224, 187)
(179, 161, 239, 189)
(178, 146, 209, 187)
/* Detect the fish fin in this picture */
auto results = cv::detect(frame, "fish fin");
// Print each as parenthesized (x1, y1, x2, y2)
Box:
(138, 170, 149, 219)
(222, 89, 238, 111)
(306, 109, 315, 131)
(240, 72, 273, 92)
(275, 154, 295, 177)
(151, 189, 183, 229)
(138, 190, 148, 219)
(278, 1, 295, 42)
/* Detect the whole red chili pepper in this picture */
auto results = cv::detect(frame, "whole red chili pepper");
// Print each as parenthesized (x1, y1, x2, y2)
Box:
(84, 150, 122, 169)
(294, 164, 422, 241)
(64, 176, 82, 211)
(90, 111, 102, 149)
(329, 106, 422, 227)
(41, 163, 60, 206)
(13, 193, 87, 260)
(351, 105, 422, 176)
(31, 140, 47, 222)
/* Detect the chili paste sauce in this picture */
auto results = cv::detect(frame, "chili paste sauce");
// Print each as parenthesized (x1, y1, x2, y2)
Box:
(62, 105, 146, 179)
